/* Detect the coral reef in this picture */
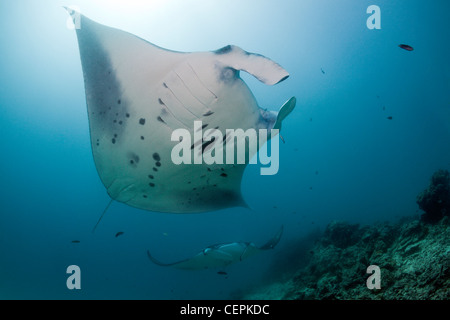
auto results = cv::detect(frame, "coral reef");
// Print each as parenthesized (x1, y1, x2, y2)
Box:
(417, 169, 450, 223)
(242, 217, 450, 300)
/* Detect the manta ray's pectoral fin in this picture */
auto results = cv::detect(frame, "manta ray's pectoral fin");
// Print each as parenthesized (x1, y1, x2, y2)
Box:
(258, 225, 284, 250)
(214, 45, 289, 85)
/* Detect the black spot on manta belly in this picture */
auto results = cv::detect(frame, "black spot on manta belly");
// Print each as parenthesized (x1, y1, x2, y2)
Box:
(153, 153, 161, 161)
(127, 152, 140, 167)
(139, 118, 146, 125)
(220, 173, 228, 177)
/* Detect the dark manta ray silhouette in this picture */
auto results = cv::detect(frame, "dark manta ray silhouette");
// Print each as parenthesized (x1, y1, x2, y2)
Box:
(147, 226, 284, 270)
(66, 8, 296, 214)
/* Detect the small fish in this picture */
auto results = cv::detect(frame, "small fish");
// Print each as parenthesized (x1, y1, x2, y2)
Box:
(321, 68, 325, 74)
(217, 271, 228, 276)
(387, 116, 393, 120)
(115, 232, 124, 238)
(71, 240, 80, 243)
(399, 44, 414, 51)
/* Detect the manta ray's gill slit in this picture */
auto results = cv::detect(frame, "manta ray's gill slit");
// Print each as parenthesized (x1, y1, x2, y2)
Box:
(173, 70, 211, 113)
(195, 123, 209, 133)
(187, 62, 218, 100)
(162, 81, 200, 120)
(190, 139, 203, 150)
(157, 116, 166, 124)
(155, 96, 188, 129)
(202, 137, 216, 153)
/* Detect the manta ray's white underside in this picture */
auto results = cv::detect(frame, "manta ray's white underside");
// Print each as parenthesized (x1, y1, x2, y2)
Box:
(69, 9, 296, 213)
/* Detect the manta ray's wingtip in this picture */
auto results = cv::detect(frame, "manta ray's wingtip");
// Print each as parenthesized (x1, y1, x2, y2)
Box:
(147, 250, 166, 266)
(63, 6, 76, 14)
(258, 225, 284, 250)
(274, 74, 290, 85)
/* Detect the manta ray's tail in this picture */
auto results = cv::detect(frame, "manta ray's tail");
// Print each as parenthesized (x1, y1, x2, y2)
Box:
(147, 250, 180, 267)
(92, 199, 114, 233)
(258, 225, 284, 250)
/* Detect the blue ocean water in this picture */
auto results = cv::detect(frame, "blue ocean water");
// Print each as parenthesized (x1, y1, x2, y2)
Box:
(0, 0, 449, 299)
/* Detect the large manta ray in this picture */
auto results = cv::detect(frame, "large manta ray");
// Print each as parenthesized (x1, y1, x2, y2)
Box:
(68, 9, 296, 213)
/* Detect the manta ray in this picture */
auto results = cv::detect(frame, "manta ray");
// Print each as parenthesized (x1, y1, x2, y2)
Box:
(147, 226, 283, 270)
(68, 9, 296, 213)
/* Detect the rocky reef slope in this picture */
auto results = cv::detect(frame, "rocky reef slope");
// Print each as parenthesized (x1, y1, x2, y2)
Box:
(243, 216, 450, 300)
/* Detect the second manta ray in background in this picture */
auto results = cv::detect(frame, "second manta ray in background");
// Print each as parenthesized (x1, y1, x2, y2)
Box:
(147, 226, 284, 270)
(67, 9, 296, 214)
